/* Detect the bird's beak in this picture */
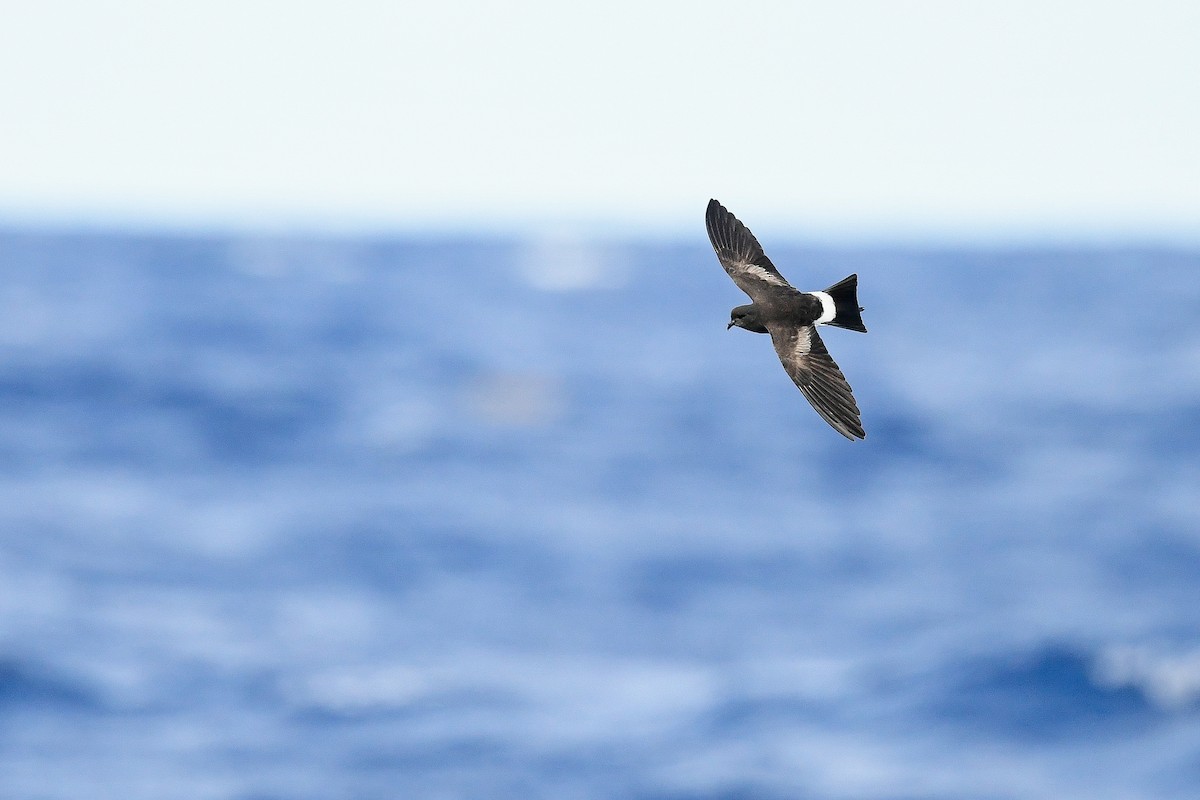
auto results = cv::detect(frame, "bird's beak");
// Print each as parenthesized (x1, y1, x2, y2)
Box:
(726, 320, 735, 330)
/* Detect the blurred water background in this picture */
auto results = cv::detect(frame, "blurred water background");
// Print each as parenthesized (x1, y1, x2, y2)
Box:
(1, 228, 1198, 799)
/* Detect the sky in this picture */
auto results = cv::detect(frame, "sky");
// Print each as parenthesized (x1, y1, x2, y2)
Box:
(1, 1, 1198, 240)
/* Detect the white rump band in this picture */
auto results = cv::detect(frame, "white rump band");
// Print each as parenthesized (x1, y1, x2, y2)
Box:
(808, 291, 836, 324)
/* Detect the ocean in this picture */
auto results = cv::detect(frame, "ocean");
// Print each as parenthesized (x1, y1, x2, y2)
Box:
(1, 228, 1198, 799)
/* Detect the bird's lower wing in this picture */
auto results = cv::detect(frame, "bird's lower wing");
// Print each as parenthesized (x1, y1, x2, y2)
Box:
(705, 199, 793, 302)
(769, 324, 865, 440)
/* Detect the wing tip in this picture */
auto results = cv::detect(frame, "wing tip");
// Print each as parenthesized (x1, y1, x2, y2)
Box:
(705, 198, 751, 253)
(843, 424, 867, 441)
(705, 198, 733, 252)
(705, 198, 726, 231)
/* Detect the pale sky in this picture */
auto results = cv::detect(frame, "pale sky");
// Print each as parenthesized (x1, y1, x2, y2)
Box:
(1, 1, 1198, 240)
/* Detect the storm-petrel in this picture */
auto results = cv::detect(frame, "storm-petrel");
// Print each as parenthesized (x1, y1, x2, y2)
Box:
(706, 199, 867, 440)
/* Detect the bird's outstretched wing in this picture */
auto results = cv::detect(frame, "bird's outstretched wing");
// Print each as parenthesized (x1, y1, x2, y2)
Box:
(769, 323, 865, 440)
(706, 199, 794, 302)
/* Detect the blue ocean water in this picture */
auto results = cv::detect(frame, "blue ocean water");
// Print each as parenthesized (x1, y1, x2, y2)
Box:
(1, 228, 1198, 799)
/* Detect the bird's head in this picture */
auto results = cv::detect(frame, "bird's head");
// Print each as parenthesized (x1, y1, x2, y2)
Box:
(728, 304, 768, 333)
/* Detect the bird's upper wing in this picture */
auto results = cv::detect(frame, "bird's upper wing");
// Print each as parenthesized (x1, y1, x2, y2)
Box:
(769, 323, 865, 440)
(705, 199, 794, 302)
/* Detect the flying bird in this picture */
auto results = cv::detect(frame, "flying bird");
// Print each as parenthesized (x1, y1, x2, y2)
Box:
(706, 199, 867, 440)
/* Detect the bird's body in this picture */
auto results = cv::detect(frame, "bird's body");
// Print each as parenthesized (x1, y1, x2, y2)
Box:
(705, 199, 867, 440)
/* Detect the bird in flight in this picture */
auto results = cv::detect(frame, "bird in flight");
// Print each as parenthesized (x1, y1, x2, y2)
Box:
(705, 199, 867, 440)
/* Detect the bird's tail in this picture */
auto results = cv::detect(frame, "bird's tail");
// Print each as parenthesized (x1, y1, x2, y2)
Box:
(823, 274, 867, 333)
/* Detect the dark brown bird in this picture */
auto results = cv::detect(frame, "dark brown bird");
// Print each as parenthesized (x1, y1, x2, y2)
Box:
(706, 199, 867, 440)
